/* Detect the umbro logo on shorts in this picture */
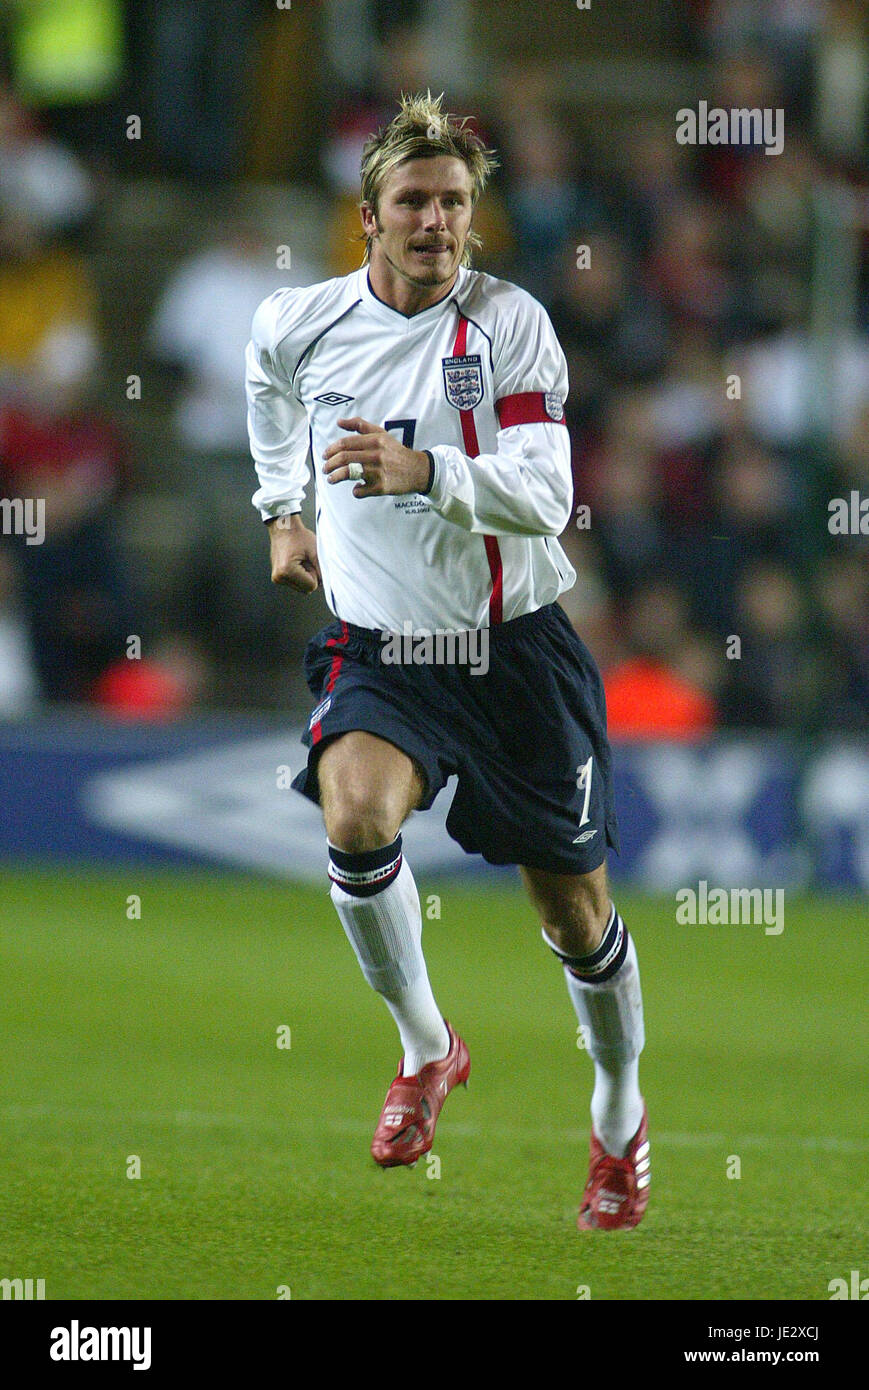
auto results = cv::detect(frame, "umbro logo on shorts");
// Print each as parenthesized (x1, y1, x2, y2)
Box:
(573, 828, 598, 844)
(314, 392, 354, 406)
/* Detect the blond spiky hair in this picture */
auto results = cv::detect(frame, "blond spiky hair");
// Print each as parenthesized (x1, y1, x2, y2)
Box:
(359, 91, 498, 266)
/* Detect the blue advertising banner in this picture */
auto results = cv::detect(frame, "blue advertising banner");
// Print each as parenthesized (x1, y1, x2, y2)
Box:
(0, 716, 866, 889)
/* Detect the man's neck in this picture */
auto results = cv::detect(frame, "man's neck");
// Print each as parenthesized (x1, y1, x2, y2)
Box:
(367, 256, 459, 318)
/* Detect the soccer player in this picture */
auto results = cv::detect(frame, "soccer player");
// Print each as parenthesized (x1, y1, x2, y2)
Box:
(246, 93, 649, 1230)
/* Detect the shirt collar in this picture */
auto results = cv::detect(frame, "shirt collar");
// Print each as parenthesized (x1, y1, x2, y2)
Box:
(357, 265, 467, 330)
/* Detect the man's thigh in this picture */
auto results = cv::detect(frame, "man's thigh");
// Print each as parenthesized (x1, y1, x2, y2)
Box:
(317, 731, 426, 849)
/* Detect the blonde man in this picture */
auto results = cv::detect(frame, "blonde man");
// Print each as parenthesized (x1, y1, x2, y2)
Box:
(246, 94, 649, 1230)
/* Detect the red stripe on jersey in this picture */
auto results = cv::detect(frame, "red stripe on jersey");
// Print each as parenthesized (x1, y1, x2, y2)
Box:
(451, 315, 480, 453)
(496, 391, 565, 428)
(451, 315, 468, 356)
(457, 399, 480, 457)
(484, 536, 503, 624)
(452, 314, 501, 625)
(311, 620, 349, 745)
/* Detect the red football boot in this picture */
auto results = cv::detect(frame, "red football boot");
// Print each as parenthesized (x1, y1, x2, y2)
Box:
(370, 1021, 470, 1168)
(577, 1105, 650, 1231)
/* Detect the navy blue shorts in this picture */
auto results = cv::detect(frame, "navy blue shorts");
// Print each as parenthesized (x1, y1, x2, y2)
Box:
(292, 602, 620, 875)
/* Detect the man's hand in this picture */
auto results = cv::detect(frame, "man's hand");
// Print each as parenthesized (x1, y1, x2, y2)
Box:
(322, 417, 431, 498)
(268, 514, 321, 592)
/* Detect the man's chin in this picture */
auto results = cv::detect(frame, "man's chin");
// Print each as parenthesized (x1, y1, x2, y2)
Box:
(403, 260, 456, 286)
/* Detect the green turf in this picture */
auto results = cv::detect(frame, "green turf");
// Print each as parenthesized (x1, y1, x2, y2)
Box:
(0, 866, 866, 1301)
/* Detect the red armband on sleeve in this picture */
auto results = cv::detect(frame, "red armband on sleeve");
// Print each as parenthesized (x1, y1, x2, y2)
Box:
(495, 391, 566, 428)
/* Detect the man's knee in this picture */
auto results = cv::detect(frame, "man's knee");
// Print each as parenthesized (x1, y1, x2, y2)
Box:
(324, 787, 402, 853)
(542, 900, 612, 959)
(318, 733, 422, 852)
(521, 864, 612, 958)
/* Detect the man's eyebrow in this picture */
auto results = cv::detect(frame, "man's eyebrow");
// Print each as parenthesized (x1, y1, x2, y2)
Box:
(391, 185, 471, 198)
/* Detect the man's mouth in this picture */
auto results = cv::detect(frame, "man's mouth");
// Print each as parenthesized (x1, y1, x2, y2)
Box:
(412, 245, 449, 256)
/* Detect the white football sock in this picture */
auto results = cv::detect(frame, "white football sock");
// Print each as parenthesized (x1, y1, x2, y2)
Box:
(585, 1054, 643, 1160)
(329, 846, 449, 1075)
(543, 908, 645, 1158)
(564, 929, 645, 1157)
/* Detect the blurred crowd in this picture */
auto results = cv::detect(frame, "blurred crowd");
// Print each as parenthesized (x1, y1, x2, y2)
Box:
(0, 0, 866, 734)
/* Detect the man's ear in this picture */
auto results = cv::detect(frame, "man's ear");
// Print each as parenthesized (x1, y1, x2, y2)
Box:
(360, 202, 378, 238)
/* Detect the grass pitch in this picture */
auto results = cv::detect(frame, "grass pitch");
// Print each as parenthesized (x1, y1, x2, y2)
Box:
(1, 866, 866, 1301)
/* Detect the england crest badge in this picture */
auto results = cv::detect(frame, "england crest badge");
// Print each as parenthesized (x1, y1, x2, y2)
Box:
(442, 353, 484, 410)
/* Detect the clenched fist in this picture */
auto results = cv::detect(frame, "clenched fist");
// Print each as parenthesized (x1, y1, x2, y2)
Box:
(268, 514, 321, 593)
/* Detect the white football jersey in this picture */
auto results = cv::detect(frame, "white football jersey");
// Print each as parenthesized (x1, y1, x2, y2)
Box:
(246, 264, 576, 631)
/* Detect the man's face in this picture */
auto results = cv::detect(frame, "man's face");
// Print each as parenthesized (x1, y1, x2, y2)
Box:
(362, 155, 474, 290)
